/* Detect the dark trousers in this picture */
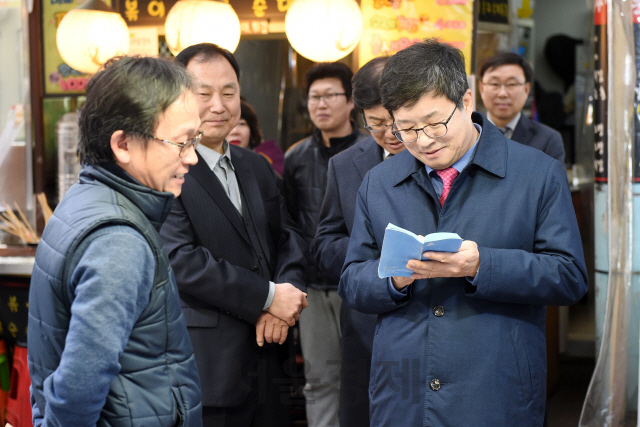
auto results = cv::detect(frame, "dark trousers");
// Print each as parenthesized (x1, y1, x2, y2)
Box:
(202, 344, 292, 427)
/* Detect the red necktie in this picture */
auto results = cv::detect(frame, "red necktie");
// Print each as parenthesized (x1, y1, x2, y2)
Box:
(436, 167, 459, 206)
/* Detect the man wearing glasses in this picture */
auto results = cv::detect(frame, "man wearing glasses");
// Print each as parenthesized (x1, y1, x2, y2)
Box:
(340, 39, 587, 426)
(284, 62, 368, 427)
(311, 55, 405, 427)
(28, 56, 203, 426)
(478, 52, 565, 163)
(160, 43, 308, 427)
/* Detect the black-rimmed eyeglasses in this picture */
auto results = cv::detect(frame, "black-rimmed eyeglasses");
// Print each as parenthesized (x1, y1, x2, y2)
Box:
(146, 131, 202, 157)
(391, 101, 459, 143)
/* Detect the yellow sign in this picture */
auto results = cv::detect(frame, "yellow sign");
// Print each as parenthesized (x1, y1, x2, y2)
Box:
(42, 0, 115, 94)
(358, 0, 473, 74)
(0, 0, 21, 8)
(128, 27, 159, 56)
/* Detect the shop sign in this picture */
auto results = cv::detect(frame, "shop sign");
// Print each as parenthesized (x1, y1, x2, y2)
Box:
(478, 0, 509, 25)
(359, 0, 473, 74)
(128, 27, 160, 56)
(42, 0, 106, 94)
(593, 0, 607, 181)
(116, 0, 293, 26)
(240, 20, 270, 35)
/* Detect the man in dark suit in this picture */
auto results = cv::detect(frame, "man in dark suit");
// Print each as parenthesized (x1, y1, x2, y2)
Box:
(478, 52, 565, 163)
(311, 56, 405, 427)
(159, 43, 308, 427)
(340, 39, 587, 426)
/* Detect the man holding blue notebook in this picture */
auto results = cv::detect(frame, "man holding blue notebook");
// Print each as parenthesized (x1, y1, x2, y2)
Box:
(339, 39, 588, 426)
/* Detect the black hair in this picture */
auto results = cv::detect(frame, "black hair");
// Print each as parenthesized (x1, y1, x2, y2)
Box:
(240, 99, 263, 149)
(304, 62, 354, 99)
(380, 39, 468, 113)
(174, 42, 240, 80)
(479, 52, 533, 83)
(352, 56, 389, 111)
(77, 55, 194, 165)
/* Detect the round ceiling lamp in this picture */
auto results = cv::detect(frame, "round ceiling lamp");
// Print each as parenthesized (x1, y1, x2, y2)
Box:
(285, 0, 363, 63)
(56, 0, 130, 75)
(164, 0, 241, 55)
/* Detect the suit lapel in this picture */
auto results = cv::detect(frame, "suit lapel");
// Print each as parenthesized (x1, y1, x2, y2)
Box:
(189, 151, 251, 245)
(232, 147, 271, 259)
(511, 115, 535, 146)
(353, 138, 382, 180)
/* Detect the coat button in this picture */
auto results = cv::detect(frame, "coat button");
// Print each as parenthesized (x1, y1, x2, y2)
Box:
(430, 379, 441, 391)
(252, 266, 259, 273)
(433, 306, 445, 317)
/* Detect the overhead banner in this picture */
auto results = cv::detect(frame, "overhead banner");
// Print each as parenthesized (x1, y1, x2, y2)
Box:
(117, 0, 293, 26)
(358, 0, 473, 73)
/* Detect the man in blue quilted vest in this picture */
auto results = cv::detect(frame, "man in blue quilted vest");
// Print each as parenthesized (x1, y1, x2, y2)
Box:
(28, 56, 203, 427)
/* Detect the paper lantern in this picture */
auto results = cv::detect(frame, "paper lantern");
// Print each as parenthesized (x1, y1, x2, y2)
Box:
(164, 0, 241, 55)
(285, 0, 363, 62)
(56, 0, 130, 75)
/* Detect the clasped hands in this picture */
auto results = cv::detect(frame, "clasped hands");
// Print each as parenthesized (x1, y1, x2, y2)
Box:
(391, 240, 480, 290)
(255, 282, 308, 347)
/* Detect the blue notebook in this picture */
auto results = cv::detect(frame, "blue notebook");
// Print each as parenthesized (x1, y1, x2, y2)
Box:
(378, 223, 462, 278)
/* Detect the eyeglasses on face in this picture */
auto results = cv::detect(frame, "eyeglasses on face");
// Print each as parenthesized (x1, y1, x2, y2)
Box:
(146, 131, 203, 157)
(307, 93, 347, 105)
(362, 112, 394, 133)
(392, 100, 459, 143)
(482, 81, 526, 93)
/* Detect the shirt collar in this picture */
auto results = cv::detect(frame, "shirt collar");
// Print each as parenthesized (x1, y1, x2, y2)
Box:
(487, 112, 521, 132)
(424, 123, 483, 175)
(196, 140, 234, 171)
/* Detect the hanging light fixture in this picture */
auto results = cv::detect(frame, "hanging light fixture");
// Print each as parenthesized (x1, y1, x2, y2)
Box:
(285, 0, 363, 63)
(164, 0, 241, 55)
(56, 0, 130, 75)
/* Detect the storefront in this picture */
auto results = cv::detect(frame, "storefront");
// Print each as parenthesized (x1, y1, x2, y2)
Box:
(0, 0, 601, 424)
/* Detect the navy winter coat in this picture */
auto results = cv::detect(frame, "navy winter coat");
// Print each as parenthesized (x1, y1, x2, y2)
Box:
(339, 113, 588, 427)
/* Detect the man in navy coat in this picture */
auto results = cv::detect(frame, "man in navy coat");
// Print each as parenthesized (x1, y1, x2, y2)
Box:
(311, 56, 405, 427)
(339, 39, 588, 426)
(478, 52, 565, 163)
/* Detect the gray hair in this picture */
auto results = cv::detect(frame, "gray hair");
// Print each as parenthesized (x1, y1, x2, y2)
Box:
(78, 55, 195, 165)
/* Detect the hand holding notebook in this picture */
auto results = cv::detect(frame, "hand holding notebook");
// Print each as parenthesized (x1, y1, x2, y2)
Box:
(378, 223, 463, 278)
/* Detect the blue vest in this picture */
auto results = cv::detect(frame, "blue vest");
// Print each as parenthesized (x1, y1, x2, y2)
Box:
(28, 165, 202, 427)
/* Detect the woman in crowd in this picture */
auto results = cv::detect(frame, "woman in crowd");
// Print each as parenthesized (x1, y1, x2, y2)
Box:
(228, 99, 285, 176)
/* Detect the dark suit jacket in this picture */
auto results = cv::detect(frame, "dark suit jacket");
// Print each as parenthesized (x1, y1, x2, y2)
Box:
(160, 146, 306, 407)
(511, 113, 565, 163)
(311, 136, 383, 427)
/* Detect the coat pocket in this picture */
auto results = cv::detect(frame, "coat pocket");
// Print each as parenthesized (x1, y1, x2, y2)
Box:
(510, 324, 534, 402)
(171, 388, 185, 427)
